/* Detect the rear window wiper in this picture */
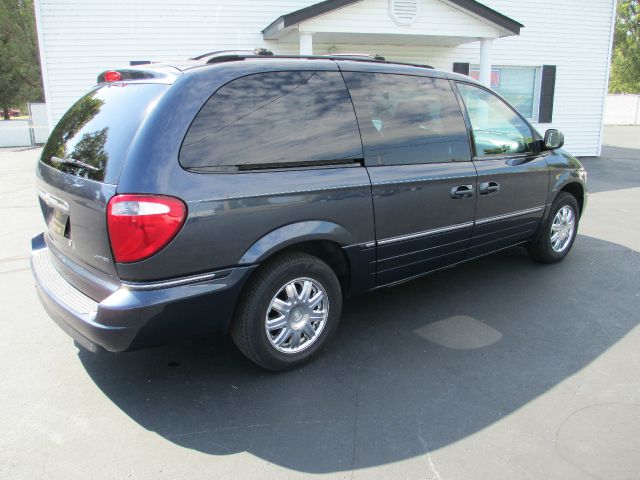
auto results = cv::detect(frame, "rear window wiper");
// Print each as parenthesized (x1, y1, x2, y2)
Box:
(51, 156, 100, 172)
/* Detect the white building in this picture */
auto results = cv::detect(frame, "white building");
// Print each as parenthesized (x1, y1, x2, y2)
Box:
(34, 0, 616, 156)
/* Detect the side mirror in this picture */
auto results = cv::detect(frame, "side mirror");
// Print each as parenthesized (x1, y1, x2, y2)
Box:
(544, 129, 564, 150)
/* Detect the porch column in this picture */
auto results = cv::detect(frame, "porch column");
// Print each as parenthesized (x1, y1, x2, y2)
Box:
(299, 32, 313, 55)
(479, 38, 493, 87)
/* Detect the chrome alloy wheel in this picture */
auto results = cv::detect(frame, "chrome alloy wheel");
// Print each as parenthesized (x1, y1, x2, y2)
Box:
(550, 205, 576, 253)
(265, 277, 329, 354)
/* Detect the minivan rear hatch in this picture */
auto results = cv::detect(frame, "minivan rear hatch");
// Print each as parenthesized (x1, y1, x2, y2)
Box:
(37, 82, 169, 281)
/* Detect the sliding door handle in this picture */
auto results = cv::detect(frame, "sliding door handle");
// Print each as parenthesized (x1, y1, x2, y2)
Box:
(479, 181, 500, 195)
(450, 184, 474, 199)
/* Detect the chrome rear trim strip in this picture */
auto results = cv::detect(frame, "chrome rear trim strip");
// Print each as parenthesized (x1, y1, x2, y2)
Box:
(377, 221, 474, 246)
(122, 271, 219, 290)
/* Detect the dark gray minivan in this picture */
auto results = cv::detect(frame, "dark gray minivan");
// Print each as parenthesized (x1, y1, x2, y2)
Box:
(31, 52, 587, 370)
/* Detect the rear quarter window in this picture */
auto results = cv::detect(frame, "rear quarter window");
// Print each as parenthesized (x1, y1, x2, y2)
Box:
(179, 71, 363, 170)
(41, 83, 168, 183)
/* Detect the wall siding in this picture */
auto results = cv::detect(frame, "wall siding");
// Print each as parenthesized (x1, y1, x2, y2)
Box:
(301, 0, 500, 37)
(36, 0, 615, 156)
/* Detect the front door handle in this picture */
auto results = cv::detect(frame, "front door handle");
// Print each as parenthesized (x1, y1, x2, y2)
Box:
(450, 184, 474, 199)
(479, 181, 500, 195)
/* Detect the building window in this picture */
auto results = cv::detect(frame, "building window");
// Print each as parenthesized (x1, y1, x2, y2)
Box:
(469, 66, 541, 121)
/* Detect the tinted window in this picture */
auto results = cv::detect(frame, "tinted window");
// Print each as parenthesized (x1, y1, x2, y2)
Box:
(342, 72, 471, 166)
(180, 71, 362, 170)
(41, 84, 168, 183)
(456, 82, 535, 156)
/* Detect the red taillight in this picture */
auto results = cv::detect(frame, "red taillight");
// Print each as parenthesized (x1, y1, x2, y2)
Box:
(104, 70, 122, 82)
(107, 194, 187, 263)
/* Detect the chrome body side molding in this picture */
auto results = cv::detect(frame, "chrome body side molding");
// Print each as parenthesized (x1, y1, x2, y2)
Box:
(474, 206, 544, 225)
(375, 206, 544, 246)
(377, 221, 474, 246)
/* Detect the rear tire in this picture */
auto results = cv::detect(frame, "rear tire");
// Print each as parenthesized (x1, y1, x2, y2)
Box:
(231, 252, 342, 371)
(528, 192, 579, 263)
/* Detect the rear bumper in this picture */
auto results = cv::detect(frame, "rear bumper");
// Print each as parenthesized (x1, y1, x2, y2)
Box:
(31, 233, 255, 352)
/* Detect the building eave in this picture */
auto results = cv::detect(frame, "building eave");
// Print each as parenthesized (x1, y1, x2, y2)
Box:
(262, 0, 362, 38)
(442, 0, 523, 35)
(262, 0, 524, 40)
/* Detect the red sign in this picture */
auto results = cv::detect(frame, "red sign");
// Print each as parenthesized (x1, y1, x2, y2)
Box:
(469, 69, 501, 88)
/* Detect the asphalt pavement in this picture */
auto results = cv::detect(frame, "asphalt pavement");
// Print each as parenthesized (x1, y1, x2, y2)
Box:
(1, 126, 639, 479)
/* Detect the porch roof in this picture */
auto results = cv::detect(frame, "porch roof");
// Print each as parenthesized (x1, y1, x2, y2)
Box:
(262, 0, 524, 46)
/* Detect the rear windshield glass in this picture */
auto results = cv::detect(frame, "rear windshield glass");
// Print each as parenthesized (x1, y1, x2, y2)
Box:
(179, 71, 362, 170)
(41, 83, 168, 183)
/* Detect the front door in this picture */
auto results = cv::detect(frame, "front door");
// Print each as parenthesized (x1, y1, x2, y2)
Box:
(342, 70, 477, 286)
(455, 82, 549, 258)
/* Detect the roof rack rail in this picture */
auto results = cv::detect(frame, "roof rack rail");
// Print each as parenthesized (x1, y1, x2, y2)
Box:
(192, 49, 432, 69)
(326, 53, 386, 61)
(192, 48, 274, 62)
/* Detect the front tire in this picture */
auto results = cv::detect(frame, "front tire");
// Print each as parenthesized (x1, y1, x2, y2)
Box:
(528, 192, 580, 263)
(231, 252, 342, 371)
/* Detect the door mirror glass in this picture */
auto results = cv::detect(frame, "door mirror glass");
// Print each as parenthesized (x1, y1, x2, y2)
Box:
(544, 129, 564, 150)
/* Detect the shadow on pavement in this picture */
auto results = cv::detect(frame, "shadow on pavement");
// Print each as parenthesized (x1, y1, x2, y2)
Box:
(78, 235, 640, 473)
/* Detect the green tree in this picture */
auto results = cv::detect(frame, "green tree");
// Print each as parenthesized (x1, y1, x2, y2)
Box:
(0, 0, 43, 119)
(610, 0, 640, 93)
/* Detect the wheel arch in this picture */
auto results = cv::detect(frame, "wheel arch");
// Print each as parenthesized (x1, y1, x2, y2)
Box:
(558, 182, 585, 216)
(237, 221, 364, 295)
(238, 221, 357, 265)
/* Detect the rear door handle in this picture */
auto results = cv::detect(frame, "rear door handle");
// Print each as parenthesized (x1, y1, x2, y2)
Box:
(450, 184, 474, 199)
(479, 181, 500, 195)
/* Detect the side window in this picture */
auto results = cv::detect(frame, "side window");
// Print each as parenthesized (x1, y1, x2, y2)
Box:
(456, 82, 536, 157)
(180, 71, 362, 170)
(342, 72, 471, 166)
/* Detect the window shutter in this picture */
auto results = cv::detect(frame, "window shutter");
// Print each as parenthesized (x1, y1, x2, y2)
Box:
(538, 65, 556, 123)
(453, 63, 470, 76)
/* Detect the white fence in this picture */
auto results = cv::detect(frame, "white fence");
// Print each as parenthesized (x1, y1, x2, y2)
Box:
(0, 103, 50, 147)
(0, 120, 33, 148)
(604, 95, 640, 125)
(29, 103, 50, 144)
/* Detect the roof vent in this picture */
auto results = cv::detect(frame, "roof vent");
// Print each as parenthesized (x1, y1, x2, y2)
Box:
(389, 0, 419, 25)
